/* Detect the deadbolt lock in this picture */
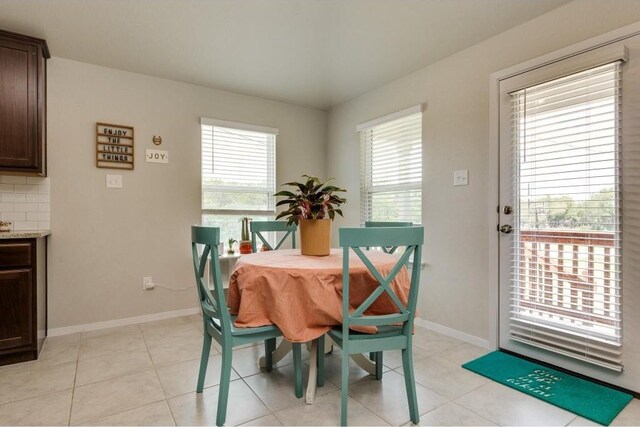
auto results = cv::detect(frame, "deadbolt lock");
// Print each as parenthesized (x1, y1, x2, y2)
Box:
(499, 224, 513, 234)
(503, 205, 513, 215)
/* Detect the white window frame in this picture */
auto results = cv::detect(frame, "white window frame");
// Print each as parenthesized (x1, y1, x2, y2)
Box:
(200, 117, 277, 219)
(358, 105, 423, 226)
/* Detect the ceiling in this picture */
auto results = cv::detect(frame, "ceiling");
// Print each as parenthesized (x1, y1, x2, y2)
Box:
(0, 0, 570, 109)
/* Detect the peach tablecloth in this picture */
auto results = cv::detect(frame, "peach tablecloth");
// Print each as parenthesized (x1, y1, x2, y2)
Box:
(227, 248, 410, 343)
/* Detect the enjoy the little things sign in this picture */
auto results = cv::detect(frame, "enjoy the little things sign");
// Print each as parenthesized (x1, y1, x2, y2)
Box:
(96, 122, 134, 170)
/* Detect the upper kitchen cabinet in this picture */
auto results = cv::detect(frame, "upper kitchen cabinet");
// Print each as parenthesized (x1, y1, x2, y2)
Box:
(0, 30, 49, 176)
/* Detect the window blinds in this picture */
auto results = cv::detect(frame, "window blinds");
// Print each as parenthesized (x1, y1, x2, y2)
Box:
(359, 107, 422, 225)
(509, 62, 623, 371)
(201, 120, 276, 215)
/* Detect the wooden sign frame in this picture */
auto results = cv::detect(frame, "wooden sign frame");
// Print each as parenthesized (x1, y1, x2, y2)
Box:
(96, 122, 135, 170)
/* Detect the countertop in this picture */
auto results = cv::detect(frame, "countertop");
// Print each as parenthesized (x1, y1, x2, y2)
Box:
(0, 229, 51, 239)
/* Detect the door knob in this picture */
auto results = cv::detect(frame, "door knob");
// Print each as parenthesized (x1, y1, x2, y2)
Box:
(499, 224, 513, 234)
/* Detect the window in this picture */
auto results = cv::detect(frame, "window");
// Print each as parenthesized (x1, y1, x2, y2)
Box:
(200, 118, 277, 245)
(359, 106, 423, 225)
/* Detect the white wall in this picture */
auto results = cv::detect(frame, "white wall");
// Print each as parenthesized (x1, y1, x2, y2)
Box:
(48, 58, 326, 329)
(326, 0, 640, 342)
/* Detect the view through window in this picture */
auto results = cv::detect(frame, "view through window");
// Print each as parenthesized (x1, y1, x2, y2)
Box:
(359, 108, 422, 225)
(201, 120, 276, 247)
(509, 62, 622, 367)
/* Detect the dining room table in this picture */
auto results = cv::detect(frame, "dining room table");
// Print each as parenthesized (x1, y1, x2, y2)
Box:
(226, 247, 411, 403)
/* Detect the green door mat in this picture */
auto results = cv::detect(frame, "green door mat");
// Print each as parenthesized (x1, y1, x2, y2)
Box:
(462, 351, 633, 425)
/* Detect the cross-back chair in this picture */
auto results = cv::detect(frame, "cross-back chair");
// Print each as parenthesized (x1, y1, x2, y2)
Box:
(191, 226, 303, 426)
(321, 226, 424, 426)
(364, 221, 413, 254)
(250, 220, 297, 252)
(363, 221, 414, 365)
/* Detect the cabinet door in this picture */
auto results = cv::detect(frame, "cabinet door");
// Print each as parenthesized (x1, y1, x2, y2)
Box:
(0, 269, 33, 350)
(0, 37, 38, 170)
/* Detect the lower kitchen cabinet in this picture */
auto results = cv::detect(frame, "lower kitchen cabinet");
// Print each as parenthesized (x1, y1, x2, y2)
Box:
(0, 237, 47, 365)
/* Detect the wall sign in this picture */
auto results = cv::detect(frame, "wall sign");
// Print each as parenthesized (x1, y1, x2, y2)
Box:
(96, 122, 134, 170)
(146, 149, 169, 163)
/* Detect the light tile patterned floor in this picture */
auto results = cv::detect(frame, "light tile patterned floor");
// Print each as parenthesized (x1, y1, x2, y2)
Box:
(0, 314, 638, 426)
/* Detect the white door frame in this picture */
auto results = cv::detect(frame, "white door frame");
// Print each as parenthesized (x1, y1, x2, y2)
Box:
(487, 20, 640, 349)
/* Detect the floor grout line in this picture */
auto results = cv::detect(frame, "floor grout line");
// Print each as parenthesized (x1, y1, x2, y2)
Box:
(271, 409, 286, 426)
(69, 323, 170, 426)
(565, 414, 580, 426)
(140, 323, 178, 427)
(65, 338, 81, 426)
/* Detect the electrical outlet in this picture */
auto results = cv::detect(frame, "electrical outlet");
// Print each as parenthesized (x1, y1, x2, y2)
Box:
(142, 276, 155, 290)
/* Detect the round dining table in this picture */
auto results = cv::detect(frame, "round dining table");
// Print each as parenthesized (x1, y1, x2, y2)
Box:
(227, 248, 410, 341)
(226, 248, 411, 403)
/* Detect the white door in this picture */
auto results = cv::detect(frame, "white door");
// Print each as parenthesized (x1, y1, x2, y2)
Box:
(498, 35, 640, 392)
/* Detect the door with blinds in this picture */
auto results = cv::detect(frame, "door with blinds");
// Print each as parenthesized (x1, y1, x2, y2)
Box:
(498, 35, 640, 392)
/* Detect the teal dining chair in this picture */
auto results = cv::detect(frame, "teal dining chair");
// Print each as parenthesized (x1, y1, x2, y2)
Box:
(364, 221, 413, 254)
(250, 220, 297, 252)
(191, 226, 304, 426)
(363, 221, 413, 368)
(320, 226, 424, 426)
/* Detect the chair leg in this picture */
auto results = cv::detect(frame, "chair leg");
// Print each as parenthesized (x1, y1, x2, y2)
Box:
(264, 338, 276, 372)
(316, 336, 325, 387)
(216, 342, 233, 427)
(375, 351, 383, 380)
(196, 332, 212, 393)
(341, 348, 349, 427)
(401, 347, 419, 424)
(292, 342, 303, 398)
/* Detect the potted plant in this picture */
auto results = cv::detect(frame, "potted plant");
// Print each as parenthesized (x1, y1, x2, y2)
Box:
(275, 175, 346, 256)
(227, 238, 237, 255)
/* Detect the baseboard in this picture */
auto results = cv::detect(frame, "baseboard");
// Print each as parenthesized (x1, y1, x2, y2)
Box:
(47, 307, 201, 337)
(47, 309, 491, 347)
(414, 317, 491, 350)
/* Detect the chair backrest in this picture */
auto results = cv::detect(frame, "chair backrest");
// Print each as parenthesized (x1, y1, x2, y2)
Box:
(364, 221, 413, 254)
(250, 220, 297, 252)
(364, 221, 413, 227)
(191, 225, 232, 334)
(339, 226, 423, 336)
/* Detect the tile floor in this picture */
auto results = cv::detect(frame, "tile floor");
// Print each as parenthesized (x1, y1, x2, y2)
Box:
(0, 314, 638, 426)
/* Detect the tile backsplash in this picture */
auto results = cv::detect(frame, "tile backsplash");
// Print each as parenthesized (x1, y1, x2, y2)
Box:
(0, 175, 50, 231)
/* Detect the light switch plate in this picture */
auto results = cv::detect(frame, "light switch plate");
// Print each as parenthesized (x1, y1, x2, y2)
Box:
(454, 169, 469, 186)
(106, 174, 123, 189)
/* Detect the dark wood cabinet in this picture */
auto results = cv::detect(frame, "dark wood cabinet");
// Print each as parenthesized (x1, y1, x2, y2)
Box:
(0, 238, 47, 366)
(0, 269, 33, 351)
(0, 30, 49, 176)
